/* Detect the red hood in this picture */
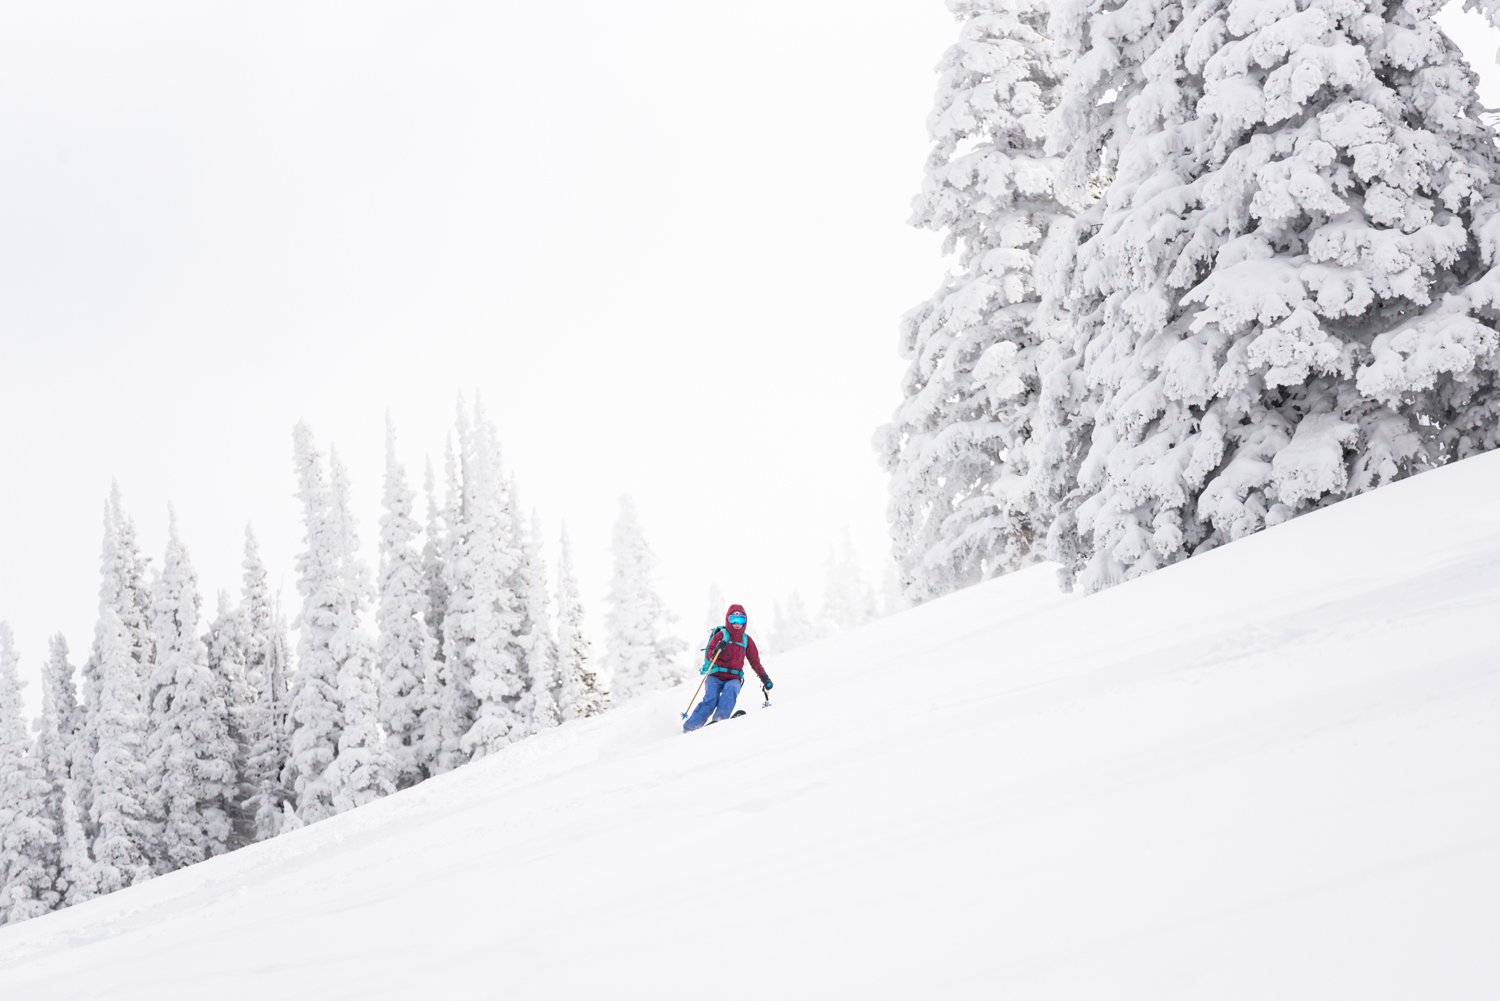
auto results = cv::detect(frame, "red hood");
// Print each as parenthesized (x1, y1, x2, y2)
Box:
(725, 604, 747, 634)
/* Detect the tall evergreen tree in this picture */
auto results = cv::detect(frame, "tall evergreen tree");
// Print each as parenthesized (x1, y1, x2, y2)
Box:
(418, 457, 450, 771)
(71, 490, 154, 837)
(879, 0, 1071, 602)
(1043, 0, 1500, 590)
(324, 448, 395, 813)
(433, 428, 476, 774)
(455, 406, 525, 761)
(0, 624, 59, 924)
(145, 511, 237, 871)
(287, 423, 348, 824)
(378, 416, 438, 789)
(241, 527, 292, 841)
(35, 636, 96, 909)
(203, 590, 255, 848)
(555, 527, 606, 721)
(602, 496, 686, 703)
(90, 606, 155, 894)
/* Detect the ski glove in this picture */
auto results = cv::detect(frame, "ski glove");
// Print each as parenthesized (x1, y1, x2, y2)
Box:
(762, 678, 774, 690)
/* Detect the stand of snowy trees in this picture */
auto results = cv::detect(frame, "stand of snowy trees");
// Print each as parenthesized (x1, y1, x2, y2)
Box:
(883, 0, 1500, 600)
(752, 534, 902, 656)
(0, 400, 708, 927)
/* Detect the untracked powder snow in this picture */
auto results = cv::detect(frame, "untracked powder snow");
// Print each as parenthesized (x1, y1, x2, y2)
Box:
(2, 451, 1498, 998)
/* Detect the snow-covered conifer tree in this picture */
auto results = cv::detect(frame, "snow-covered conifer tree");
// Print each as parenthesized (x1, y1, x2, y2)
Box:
(0, 625, 59, 924)
(286, 423, 348, 824)
(880, 562, 908, 618)
(455, 407, 525, 761)
(203, 590, 255, 848)
(205, 593, 253, 715)
(35, 636, 96, 908)
(241, 527, 292, 841)
(555, 527, 605, 720)
(422, 458, 450, 651)
(90, 606, 155, 893)
(56, 792, 97, 907)
(774, 591, 821, 654)
(145, 512, 238, 871)
(41, 635, 80, 760)
(111, 486, 156, 674)
(377, 416, 437, 789)
(603, 496, 687, 703)
(879, 0, 1071, 602)
(324, 448, 395, 812)
(432, 430, 476, 773)
(71, 490, 155, 835)
(418, 457, 451, 775)
(514, 512, 561, 736)
(1042, 0, 1500, 590)
(703, 583, 726, 633)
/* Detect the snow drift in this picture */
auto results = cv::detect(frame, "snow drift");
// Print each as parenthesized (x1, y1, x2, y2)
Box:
(2, 452, 1499, 999)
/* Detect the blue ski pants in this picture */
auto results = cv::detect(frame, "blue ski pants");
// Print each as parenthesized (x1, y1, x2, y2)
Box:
(683, 675, 742, 731)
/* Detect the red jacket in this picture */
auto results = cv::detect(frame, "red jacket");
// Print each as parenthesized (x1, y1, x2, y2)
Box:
(706, 604, 769, 685)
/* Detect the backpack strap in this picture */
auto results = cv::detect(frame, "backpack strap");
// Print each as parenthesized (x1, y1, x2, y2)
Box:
(702, 626, 748, 676)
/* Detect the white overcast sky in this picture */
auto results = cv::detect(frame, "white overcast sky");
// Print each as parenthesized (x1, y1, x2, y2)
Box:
(1, 2, 1497, 712)
(0, 1, 956, 705)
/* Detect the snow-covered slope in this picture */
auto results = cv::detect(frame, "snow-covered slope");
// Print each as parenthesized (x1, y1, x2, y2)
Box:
(3, 454, 1499, 999)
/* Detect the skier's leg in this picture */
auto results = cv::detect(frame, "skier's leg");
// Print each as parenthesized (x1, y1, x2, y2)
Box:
(683, 676, 724, 731)
(712, 679, 742, 721)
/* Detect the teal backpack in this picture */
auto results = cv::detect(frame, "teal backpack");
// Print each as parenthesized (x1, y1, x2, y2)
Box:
(700, 626, 748, 676)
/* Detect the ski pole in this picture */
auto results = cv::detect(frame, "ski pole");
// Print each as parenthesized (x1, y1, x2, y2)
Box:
(762, 683, 771, 708)
(681, 673, 707, 719)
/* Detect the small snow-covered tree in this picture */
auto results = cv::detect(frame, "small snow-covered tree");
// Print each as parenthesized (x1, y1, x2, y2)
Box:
(90, 606, 155, 894)
(57, 792, 97, 907)
(0, 624, 59, 924)
(555, 527, 606, 721)
(432, 431, 476, 773)
(879, 0, 1071, 602)
(1042, 0, 1500, 590)
(41, 635, 80, 761)
(421, 457, 451, 653)
(111, 486, 157, 676)
(145, 511, 238, 871)
(821, 532, 880, 633)
(324, 448, 395, 813)
(377, 416, 437, 789)
(603, 496, 687, 703)
(35, 635, 96, 909)
(879, 561, 909, 618)
(703, 583, 726, 632)
(241, 527, 292, 841)
(455, 406, 525, 762)
(514, 512, 561, 736)
(768, 591, 821, 655)
(203, 590, 255, 848)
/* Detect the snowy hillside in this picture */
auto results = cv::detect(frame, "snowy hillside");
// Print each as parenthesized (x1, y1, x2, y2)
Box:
(2, 453, 1499, 999)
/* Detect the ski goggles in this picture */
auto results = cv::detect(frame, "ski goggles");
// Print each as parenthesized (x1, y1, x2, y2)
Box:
(727, 613, 747, 626)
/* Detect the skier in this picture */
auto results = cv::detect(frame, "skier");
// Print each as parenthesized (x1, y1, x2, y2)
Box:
(683, 603, 772, 732)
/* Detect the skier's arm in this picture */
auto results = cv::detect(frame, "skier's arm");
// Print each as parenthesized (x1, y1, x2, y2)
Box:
(746, 635, 771, 686)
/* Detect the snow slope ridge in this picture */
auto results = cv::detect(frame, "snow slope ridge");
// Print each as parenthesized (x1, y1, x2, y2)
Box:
(3, 455, 1499, 999)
